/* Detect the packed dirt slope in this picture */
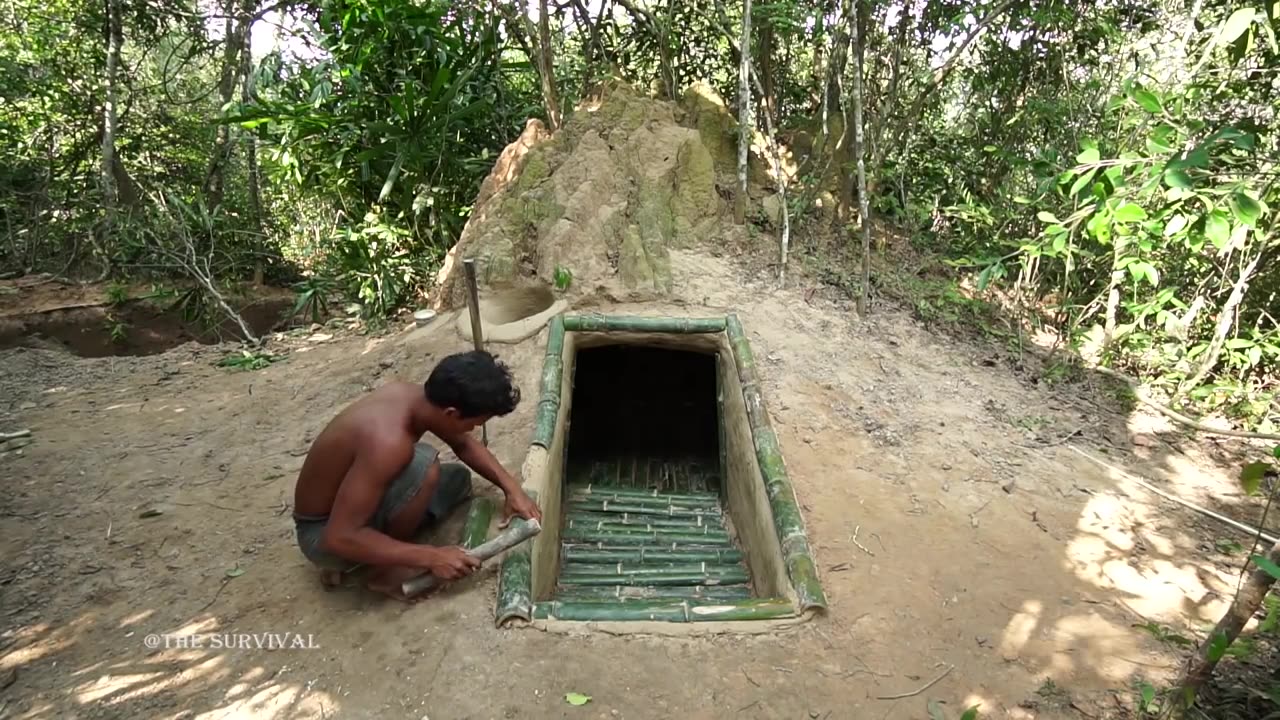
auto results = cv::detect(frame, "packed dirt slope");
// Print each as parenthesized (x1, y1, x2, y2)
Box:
(1, 247, 1274, 719)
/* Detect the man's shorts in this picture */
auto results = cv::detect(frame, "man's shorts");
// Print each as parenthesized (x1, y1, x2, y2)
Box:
(293, 442, 473, 571)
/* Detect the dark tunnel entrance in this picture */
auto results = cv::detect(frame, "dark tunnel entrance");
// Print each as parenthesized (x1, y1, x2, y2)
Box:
(564, 344, 720, 491)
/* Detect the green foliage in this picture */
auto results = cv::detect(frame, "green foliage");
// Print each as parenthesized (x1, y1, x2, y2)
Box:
(553, 265, 573, 291)
(217, 349, 280, 371)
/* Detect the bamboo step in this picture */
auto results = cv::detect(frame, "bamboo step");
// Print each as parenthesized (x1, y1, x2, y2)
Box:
(555, 481, 755, 605)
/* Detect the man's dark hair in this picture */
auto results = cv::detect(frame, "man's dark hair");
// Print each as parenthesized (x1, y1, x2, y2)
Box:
(425, 350, 521, 419)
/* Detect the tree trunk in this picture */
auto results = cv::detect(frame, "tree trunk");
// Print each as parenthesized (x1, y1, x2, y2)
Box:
(885, 0, 1017, 161)
(851, 0, 870, 315)
(1176, 538, 1280, 709)
(758, 20, 775, 122)
(97, 0, 124, 276)
(537, 0, 561, 130)
(734, 0, 753, 224)
(239, 0, 265, 285)
(204, 0, 246, 210)
(1176, 250, 1265, 397)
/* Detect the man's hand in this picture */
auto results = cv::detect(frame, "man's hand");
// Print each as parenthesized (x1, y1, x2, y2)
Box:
(421, 546, 481, 580)
(499, 488, 542, 527)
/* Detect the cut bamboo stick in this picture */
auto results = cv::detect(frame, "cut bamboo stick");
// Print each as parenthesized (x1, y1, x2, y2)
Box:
(570, 488, 721, 505)
(561, 314, 728, 333)
(567, 512, 711, 529)
(560, 562, 744, 577)
(557, 584, 753, 601)
(560, 528, 732, 546)
(531, 597, 795, 622)
(558, 568, 749, 586)
(566, 500, 722, 517)
(565, 519, 728, 537)
(403, 517, 541, 597)
(725, 314, 828, 613)
(562, 547, 745, 564)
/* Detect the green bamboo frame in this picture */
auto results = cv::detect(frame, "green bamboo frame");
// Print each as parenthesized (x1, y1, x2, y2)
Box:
(497, 313, 828, 627)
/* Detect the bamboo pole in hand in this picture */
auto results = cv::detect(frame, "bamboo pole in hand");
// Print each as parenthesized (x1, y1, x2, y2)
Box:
(401, 517, 542, 598)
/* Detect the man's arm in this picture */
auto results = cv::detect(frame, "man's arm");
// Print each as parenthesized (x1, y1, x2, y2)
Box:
(444, 431, 542, 523)
(321, 443, 442, 568)
(445, 431, 521, 495)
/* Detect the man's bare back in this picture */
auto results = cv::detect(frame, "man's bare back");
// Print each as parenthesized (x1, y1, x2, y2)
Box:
(290, 351, 542, 601)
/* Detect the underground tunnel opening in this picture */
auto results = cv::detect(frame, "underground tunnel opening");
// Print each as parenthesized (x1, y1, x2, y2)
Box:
(495, 314, 828, 630)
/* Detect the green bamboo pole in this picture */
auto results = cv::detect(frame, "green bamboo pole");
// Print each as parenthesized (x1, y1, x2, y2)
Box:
(556, 584, 753, 601)
(560, 528, 732, 546)
(716, 354, 728, 502)
(558, 568, 749, 586)
(461, 496, 496, 549)
(560, 564, 745, 580)
(685, 598, 796, 622)
(565, 519, 728, 537)
(562, 547, 745, 564)
(531, 316, 565, 449)
(566, 500, 722, 517)
(725, 314, 828, 613)
(530, 597, 794, 622)
(561, 314, 728, 333)
(566, 512, 713, 529)
(532, 599, 692, 622)
(494, 492, 539, 626)
(571, 487, 721, 504)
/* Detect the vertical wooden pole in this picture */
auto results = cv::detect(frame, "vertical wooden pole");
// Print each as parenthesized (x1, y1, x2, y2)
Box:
(462, 258, 488, 446)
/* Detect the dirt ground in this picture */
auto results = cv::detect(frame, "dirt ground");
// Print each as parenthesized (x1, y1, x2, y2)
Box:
(1, 250, 1276, 720)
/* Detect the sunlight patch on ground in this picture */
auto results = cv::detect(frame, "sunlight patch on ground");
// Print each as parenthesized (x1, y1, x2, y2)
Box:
(1067, 490, 1229, 624)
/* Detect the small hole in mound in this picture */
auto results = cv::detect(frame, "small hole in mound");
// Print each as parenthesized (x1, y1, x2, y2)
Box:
(477, 285, 556, 325)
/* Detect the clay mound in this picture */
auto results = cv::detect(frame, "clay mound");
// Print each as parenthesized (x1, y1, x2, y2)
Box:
(431, 81, 755, 310)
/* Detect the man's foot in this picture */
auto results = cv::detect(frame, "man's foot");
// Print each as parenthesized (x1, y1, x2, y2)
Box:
(365, 565, 430, 603)
(319, 569, 343, 589)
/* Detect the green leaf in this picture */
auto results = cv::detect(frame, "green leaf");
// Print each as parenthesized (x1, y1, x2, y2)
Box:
(1132, 89, 1162, 113)
(226, 567, 245, 578)
(1208, 630, 1231, 662)
(1225, 338, 1256, 349)
(565, 693, 592, 706)
(1071, 169, 1098, 197)
(1114, 203, 1148, 222)
(1164, 169, 1193, 189)
(1251, 554, 1280, 580)
(1141, 682, 1157, 708)
(1231, 192, 1263, 227)
(1077, 146, 1101, 165)
(1206, 212, 1231, 249)
(1240, 461, 1271, 495)
(1220, 8, 1259, 44)
(927, 700, 947, 720)
(1036, 211, 1060, 223)
(1164, 214, 1188, 237)
(1273, 445, 1280, 460)
(960, 706, 982, 720)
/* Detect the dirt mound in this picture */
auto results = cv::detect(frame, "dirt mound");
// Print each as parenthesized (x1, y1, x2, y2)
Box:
(432, 81, 756, 310)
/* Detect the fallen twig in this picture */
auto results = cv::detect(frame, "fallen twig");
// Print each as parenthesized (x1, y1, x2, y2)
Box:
(875, 663, 954, 700)
(1069, 445, 1279, 545)
(1093, 366, 1280, 441)
(0, 429, 31, 442)
(851, 525, 875, 556)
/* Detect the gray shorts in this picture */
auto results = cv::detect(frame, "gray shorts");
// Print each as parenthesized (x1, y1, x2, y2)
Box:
(294, 443, 473, 571)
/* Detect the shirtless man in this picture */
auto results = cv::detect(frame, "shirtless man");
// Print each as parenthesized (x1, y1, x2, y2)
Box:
(292, 350, 542, 601)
